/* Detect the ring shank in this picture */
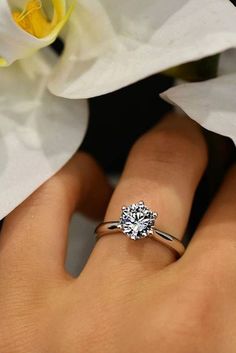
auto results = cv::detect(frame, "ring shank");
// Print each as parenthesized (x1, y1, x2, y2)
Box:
(95, 222, 185, 257)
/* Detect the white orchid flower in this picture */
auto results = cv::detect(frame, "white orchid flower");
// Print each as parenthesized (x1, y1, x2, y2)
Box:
(1, 0, 236, 220)
(0, 0, 88, 220)
(48, 0, 236, 98)
(0, 0, 74, 65)
(161, 49, 236, 145)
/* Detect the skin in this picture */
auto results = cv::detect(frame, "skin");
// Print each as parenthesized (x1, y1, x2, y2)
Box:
(0, 112, 236, 353)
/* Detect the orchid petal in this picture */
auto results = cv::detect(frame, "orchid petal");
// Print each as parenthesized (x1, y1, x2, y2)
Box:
(0, 50, 88, 220)
(49, 0, 236, 98)
(161, 74, 236, 145)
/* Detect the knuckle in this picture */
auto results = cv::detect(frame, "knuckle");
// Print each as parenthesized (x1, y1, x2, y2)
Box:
(131, 123, 207, 172)
(39, 173, 67, 198)
(30, 152, 99, 210)
(32, 173, 72, 211)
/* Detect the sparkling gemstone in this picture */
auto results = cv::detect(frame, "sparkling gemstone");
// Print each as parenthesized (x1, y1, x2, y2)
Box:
(118, 201, 157, 240)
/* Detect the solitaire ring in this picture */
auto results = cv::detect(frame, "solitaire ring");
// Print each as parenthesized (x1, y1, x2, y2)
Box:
(95, 201, 185, 257)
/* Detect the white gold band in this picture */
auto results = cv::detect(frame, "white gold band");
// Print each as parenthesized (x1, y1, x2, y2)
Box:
(95, 221, 185, 257)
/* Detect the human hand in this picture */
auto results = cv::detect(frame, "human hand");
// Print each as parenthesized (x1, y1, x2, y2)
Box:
(1, 113, 235, 353)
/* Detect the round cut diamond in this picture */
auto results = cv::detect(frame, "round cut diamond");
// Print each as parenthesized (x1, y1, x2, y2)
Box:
(118, 201, 157, 240)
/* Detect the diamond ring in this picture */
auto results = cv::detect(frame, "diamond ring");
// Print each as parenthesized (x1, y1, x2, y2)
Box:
(95, 201, 185, 257)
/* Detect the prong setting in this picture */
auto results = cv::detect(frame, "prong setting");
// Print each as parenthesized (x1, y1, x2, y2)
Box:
(118, 201, 158, 240)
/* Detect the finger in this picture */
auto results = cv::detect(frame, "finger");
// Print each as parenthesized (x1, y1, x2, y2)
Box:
(86, 113, 208, 276)
(0, 153, 112, 275)
(185, 164, 236, 270)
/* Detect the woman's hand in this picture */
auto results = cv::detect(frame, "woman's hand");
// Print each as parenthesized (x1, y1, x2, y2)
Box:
(1, 113, 236, 353)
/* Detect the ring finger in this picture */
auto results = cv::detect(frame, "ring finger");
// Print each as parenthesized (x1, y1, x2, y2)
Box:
(86, 113, 208, 276)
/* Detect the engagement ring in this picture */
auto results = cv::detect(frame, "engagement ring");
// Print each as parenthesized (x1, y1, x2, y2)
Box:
(95, 201, 185, 257)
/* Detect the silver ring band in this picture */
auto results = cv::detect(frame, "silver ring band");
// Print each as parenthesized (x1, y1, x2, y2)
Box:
(95, 221, 185, 257)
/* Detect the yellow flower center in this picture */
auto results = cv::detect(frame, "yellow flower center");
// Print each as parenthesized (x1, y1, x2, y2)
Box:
(12, 0, 65, 38)
(0, 58, 7, 66)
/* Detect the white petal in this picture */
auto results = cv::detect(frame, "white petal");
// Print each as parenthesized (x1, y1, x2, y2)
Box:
(48, 0, 236, 98)
(161, 74, 236, 145)
(0, 0, 68, 65)
(0, 51, 88, 220)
